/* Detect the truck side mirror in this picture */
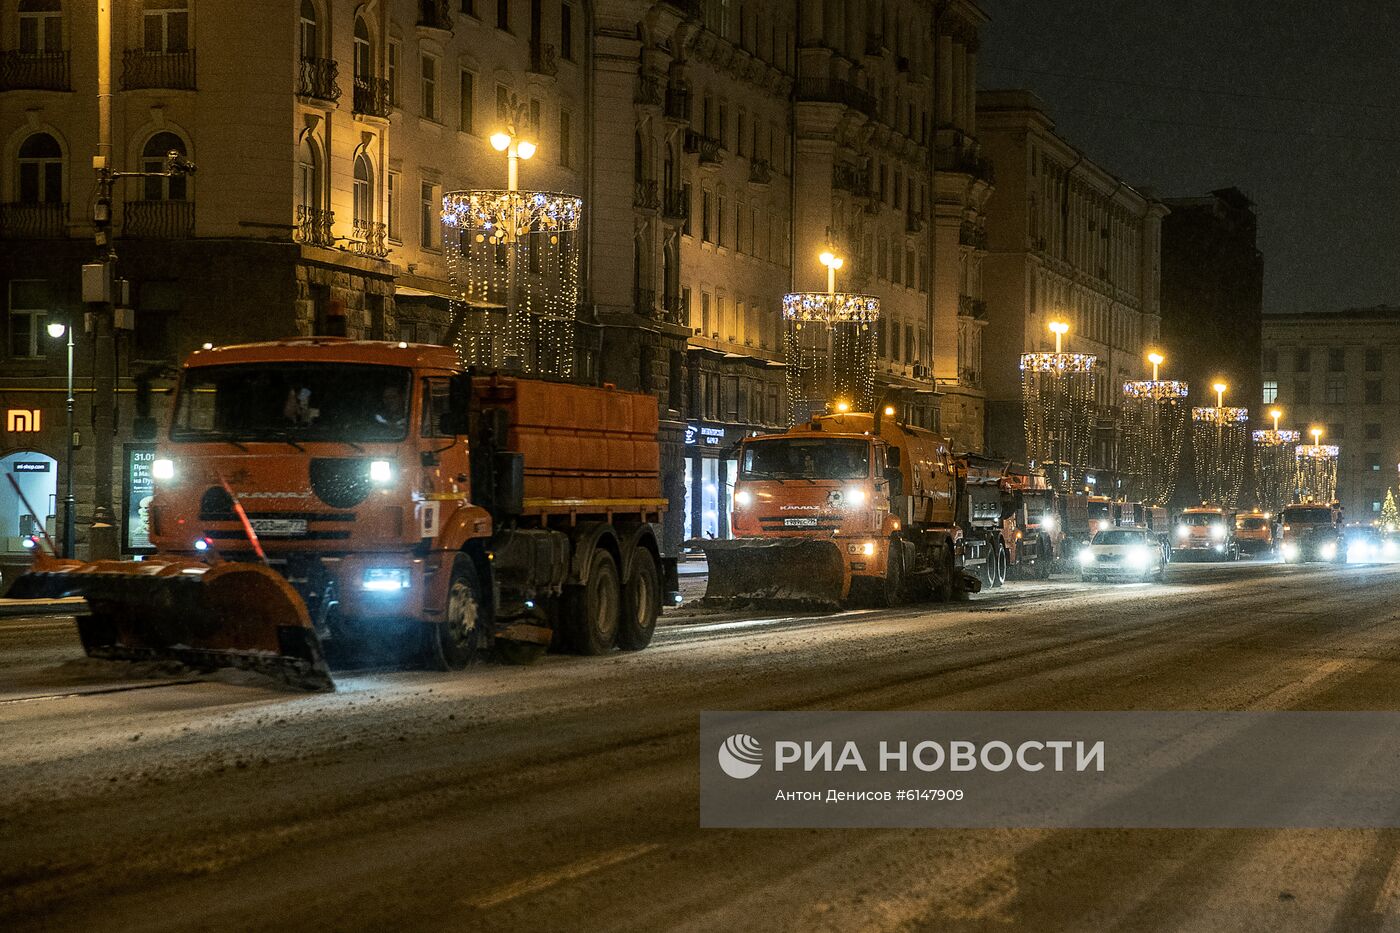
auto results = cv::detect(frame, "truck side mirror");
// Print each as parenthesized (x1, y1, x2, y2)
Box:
(447, 372, 473, 436)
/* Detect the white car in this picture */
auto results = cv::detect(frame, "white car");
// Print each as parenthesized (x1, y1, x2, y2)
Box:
(1078, 527, 1168, 583)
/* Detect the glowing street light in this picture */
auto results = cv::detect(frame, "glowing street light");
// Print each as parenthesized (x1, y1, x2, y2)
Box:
(819, 249, 844, 295)
(1270, 408, 1282, 432)
(1212, 381, 1228, 409)
(490, 127, 536, 192)
(46, 320, 76, 557)
(1311, 426, 1323, 446)
(1147, 350, 1164, 381)
(1048, 320, 1069, 353)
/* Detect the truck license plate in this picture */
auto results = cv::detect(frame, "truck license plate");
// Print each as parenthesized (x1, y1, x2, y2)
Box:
(784, 517, 818, 528)
(250, 518, 308, 537)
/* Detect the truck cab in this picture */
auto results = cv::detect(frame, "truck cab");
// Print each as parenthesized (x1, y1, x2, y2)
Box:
(1172, 506, 1239, 561)
(1235, 511, 1275, 557)
(1279, 501, 1345, 563)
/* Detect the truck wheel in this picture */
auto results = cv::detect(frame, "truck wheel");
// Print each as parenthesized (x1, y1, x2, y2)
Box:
(618, 551, 660, 651)
(991, 545, 1008, 588)
(878, 542, 905, 607)
(565, 549, 621, 655)
(934, 546, 955, 602)
(428, 555, 485, 670)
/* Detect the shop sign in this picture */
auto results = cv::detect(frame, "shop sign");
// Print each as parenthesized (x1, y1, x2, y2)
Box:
(6, 409, 41, 432)
(12, 462, 50, 473)
(686, 423, 727, 447)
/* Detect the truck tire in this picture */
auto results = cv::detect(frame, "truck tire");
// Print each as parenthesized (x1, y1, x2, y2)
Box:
(878, 540, 905, 607)
(427, 554, 485, 670)
(618, 550, 660, 651)
(934, 545, 955, 603)
(564, 549, 621, 655)
(990, 544, 1008, 588)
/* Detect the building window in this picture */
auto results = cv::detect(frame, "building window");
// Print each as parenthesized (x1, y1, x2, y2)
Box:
(496, 0, 510, 31)
(1366, 422, 1382, 440)
(1328, 347, 1346, 371)
(146, 0, 189, 53)
(1366, 347, 1383, 371)
(559, 109, 572, 167)
(1262, 380, 1278, 404)
(353, 17, 372, 82)
(421, 54, 438, 120)
(1325, 373, 1346, 404)
(461, 0, 477, 16)
(1329, 423, 1345, 440)
(1263, 347, 1278, 372)
(496, 83, 510, 119)
(141, 132, 188, 201)
(387, 171, 400, 241)
(387, 39, 400, 105)
(296, 137, 321, 213)
(8, 280, 50, 359)
(18, 132, 63, 204)
(353, 154, 373, 225)
(459, 70, 475, 133)
(561, 3, 574, 60)
(529, 97, 541, 132)
(1294, 348, 1310, 372)
(1292, 379, 1310, 405)
(701, 190, 712, 242)
(420, 181, 438, 249)
(717, 195, 727, 247)
(1368, 453, 1382, 473)
(1366, 379, 1382, 404)
(19, 0, 63, 53)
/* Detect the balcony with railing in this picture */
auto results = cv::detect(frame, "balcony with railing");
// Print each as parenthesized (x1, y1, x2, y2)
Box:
(795, 77, 878, 121)
(0, 50, 70, 90)
(123, 200, 193, 238)
(747, 158, 772, 186)
(123, 48, 196, 90)
(418, 0, 453, 30)
(633, 179, 659, 211)
(529, 41, 558, 77)
(298, 57, 341, 102)
(0, 202, 66, 238)
(350, 219, 389, 258)
(958, 294, 987, 319)
(684, 130, 722, 166)
(353, 75, 391, 117)
(295, 205, 335, 248)
(832, 163, 873, 199)
(635, 74, 662, 107)
(662, 186, 689, 223)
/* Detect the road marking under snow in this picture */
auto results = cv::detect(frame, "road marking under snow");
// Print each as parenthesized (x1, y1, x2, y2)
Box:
(468, 842, 663, 909)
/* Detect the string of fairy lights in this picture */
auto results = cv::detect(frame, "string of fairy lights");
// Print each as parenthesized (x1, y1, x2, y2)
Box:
(1121, 373, 1188, 507)
(1296, 443, 1340, 502)
(1020, 321, 1098, 491)
(1252, 427, 1301, 513)
(781, 251, 880, 424)
(1190, 401, 1249, 507)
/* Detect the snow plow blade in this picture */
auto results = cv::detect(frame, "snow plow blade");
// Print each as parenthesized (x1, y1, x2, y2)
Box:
(696, 538, 847, 608)
(5, 555, 333, 691)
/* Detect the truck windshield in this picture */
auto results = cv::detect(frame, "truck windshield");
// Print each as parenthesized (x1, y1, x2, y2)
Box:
(172, 363, 413, 443)
(1180, 513, 1222, 526)
(741, 438, 870, 480)
(1240, 517, 1269, 530)
(1284, 508, 1333, 523)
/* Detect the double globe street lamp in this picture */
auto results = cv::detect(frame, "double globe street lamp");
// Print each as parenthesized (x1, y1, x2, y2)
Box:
(45, 319, 76, 558)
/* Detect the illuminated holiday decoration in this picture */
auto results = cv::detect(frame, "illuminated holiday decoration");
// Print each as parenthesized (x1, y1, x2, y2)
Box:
(443, 109, 582, 378)
(1120, 355, 1188, 506)
(783, 249, 879, 423)
(1190, 382, 1249, 507)
(1252, 428, 1301, 512)
(1295, 442, 1339, 503)
(1021, 320, 1097, 490)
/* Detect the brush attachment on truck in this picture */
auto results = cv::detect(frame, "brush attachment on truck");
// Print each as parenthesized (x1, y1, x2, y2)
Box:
(696, 538, 847, 609)
(6, 555, 333, 691)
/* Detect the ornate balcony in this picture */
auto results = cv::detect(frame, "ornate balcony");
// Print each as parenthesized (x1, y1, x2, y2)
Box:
(633, 179, 660, 211)
(529, 41, 558, 77)
(353, 75, 391, 117)
(832, 163, 873, 199)
(298, 57, 341, 103)
(0, 202, 66, 238)
(122, 48, 196, 90)
(747, 158, 772, 186)
(795, 77, 877, 121)
(0, 50, 70, 91)
(635, 74, 663, 107)
(350, 219, 389, 258)
(295, 205, 335, 248)
(418, 0, 453, 31)
(684, 130, 722, 166)
(123, 200, 193, 238)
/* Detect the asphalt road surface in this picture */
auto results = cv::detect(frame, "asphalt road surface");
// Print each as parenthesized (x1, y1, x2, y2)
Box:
(6, 559, 1400, 932)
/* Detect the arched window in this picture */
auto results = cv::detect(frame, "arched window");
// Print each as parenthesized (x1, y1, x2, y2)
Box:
(299, 0, 318, 60)
(297, 136, 321, 213)
(353, 153, 373, 225)
(353, 17, 372, 80)
(18, 0, 62, 54)
(142, 0, 188, 53)
(141, 132, 187, 200)
(18, 133, 62, 203)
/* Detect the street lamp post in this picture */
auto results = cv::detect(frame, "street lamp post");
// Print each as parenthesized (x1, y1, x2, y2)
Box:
(1311, 426, 1323, 446)
(819, 249, 844, 295)
(489, 123, 536, 370)
(1270, 408, 1282, 433)
(1049, 319, 1069, 353)
(1147, 350, 1164, 382)
(1213, 381, 1228, 409)
(46, 320, 75, 558)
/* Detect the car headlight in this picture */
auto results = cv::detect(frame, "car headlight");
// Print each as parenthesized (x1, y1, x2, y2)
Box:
(369, 459, 393, 484)
(844, 487, 866, 507)
(1385, 541, 1398, 557)
(153, 458, 175, 480)
(1127, 546, 1150, 568)
(1320, 542, 1337, 560)
(362, 567, 410, 591)
(734, 489, 753, 508)
(1078, 549, 1095, 565)
(1211, 523, 1226, 540)
(1040, 514, 1056, 532)
(1176, 525, 1189, 539)
(1282, 542, 1299, 558)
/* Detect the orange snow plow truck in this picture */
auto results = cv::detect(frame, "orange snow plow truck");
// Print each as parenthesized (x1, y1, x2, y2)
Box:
(697, 410, 988, 607)
(7, 339, 678, 690)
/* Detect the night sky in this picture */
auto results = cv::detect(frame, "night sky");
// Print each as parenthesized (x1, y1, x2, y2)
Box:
(978, 0, 1400, 313)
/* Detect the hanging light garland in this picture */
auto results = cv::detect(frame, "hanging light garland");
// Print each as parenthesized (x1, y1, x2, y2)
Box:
(1121, 379, 1189, 506)
(1252, 429, 1300, 512)
(1295, 444, 1340, 503)
(1021, 350, 1098, 491)
(781, 283, 880, 424)
(443, 188, 583, 378)
(1191, 405, 1249, 507)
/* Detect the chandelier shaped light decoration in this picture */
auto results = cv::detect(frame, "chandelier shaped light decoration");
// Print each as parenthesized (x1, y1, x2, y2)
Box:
(1252, 408, 1299, 512)
(443, 105, 582, 378)
(1191, 381, 1249, 508)
(1021, 320, 1098, 491)
(1119, 351, 1188, 506)
(783, 248, 880, 424)
(1295, 427, 1339, 503)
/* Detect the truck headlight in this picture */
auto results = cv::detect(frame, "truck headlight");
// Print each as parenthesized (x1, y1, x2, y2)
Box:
(1210, 523, 1226, 540)
(369, 460, 393, 484)
(1281, 542, 1299, 560)
(863, 540, 876, 556)
(1040, 514, 1056, 532)
(153, 458, 175, 480)
(1320, 542, 1337, 560)
(362, 567, 410, 591)
(734, 489, 753, 508)
(1176, 525, 1189, 539)
(844, 487, 866, 507)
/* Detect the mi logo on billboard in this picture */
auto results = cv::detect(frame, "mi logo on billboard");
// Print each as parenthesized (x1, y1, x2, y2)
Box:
(6, 409, 41, 433)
